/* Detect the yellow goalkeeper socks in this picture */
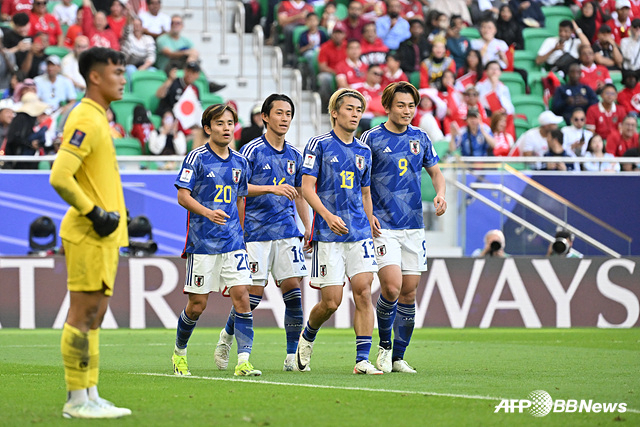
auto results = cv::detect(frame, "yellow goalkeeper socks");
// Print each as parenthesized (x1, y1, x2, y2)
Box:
(88, 328, 100, 390)
(61, 323, 89, 392)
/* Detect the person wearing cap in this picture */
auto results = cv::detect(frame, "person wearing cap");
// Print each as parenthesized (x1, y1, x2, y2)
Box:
(34, 55, 76, 110)
(4, 92, 50, 168)
(450, 106, 495, 156)
(514, 110, 563, 169)
(237, 104, 265, 149)
(155, 14, 197, 73)
(552, 62, 598, 124)
(586, 82, 627, 138)
(81, 0, 120, 50)
(317, 23, 347, 108)
(593, 24, 624, 69)
(536, 20, 591, 70)
(621, 18, 640, 70)
(375, 0, 410, 50)
(605, 0, 632, 44)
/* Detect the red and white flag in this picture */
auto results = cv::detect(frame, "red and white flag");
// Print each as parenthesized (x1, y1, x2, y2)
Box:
(173, 85, 203, 130)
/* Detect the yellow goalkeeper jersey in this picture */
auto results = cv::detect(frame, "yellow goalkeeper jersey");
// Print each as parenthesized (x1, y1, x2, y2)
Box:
(50, 97, 128, 246)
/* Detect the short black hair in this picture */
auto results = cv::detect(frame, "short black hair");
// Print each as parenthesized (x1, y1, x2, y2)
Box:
(12, 12, 29, 27)
(306, 12, 317, 19)
(549, 129, 563, 144)
(559, 19, 573, 28)
(201, 103, 238, 135)
(484, 60, 501, 71)
(78, 47, 125, 86)
(555, 229, 573, 240)
(261, 93, 295, 123)
(601, 83, 617, 93)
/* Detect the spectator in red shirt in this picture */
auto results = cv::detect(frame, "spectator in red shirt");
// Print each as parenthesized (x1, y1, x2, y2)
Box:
(29, 0, 63, 47)
(586, 83, 627, 139)
(578, 44, 612, 92)
(605, 0, 631, 44)
(360, 22, 389, 66)
(382, 52, 408, 86)
(605, 113, 640, 158)
(318, 22, 347, 109)
(277, 0, 314, 66)
(107, 0, 127, 41)
(2, 0, 33, 22)
(353, 64, 385, 128)
(336, 39, 368, 88)
(399, 0, 423, 20)
(617, 70, 640, 113)
(82, 0, 119, 50)
(343, 0, 369, 41)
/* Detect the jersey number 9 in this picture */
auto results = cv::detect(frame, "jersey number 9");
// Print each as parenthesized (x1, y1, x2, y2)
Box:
(399, 158, 408, 176)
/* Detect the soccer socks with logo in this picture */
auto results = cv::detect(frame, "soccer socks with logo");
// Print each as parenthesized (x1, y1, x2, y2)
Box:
(175, 310, 197, 355)
(301, 321, 319, 342)
(234, 311, 254, 355)
(61, 323, 90, 394)
(392, 303, 416, 361)
(87, 328, 100, 399)
(376, 295, 398, 350)
(356, 336, 373, 362)
(282, 288, 303, 354)
(224, 294, 263, 336)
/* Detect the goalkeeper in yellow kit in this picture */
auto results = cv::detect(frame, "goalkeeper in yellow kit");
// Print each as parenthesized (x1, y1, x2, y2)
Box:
(50, 47, 131, 419)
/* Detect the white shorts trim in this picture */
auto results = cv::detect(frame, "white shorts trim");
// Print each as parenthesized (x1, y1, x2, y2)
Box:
(373, 228, 428, 274)
(310, 239, 378, 288)
(184, 250, 253, 294)
(246, 237, 309, 286)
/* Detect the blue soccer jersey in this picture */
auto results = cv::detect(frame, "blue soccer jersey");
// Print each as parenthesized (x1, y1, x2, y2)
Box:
(240, 135, 304, 242)
(302, 130, 372, 243)
(360, 123, 439, 230)
(175, 144, 249, 256)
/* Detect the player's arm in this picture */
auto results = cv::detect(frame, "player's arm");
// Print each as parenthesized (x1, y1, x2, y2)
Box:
(246, 183, 297, 200)
(425, 164, 447, 216)
(237, 196, 245, 231)
(177, 187, 230, 225)
(301, 174, 348, 236)
(294, 188, 312, 251)
(50, 149, 120, 236)
(361, 185, 381, 238)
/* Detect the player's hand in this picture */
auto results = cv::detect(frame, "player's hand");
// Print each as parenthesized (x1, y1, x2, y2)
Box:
(434, 196, 447, 216)
(207, 209, 230, 225)
(271, 183, 298, 200)
(303, 228, 313, 253)
(86, 205, 120, 237)
(326, 214, 349, 236)
(371, 215, 382, 238)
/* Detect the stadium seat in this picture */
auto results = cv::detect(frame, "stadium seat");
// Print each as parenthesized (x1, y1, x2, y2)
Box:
(44, 46, 71, 60)
(409, 71, 420, 89)
(500, 72, 526, 96)
(369, 116, 386, 129)
(460, 26, 480, 40)
(432, 139, 450, 159)
(514, 117, 530, 139)
(541, 6, 574, 20)
(511, 95, 546, 125)
(420, 169, 436, 202)
(527, 70, 546, 98)
(111, 94, 145, 133)
(114, 137, 143, 156)
(610, 71, 623, 90)
(201, 93, 224, 109)
(522, 28, 555, 57)
(513, 50, 538, 71)
(131, 70, 167, 112)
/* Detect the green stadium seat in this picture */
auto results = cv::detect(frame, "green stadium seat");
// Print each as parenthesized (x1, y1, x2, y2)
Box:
(420, 169, 436, 202)
(201, 93, 224, 110)
(369, 116, 387, 129)
(610, 71, 623, 90)
(114, 137, 143, 156)
(432, 139, 450, 159)
(513, 50, 538, 71)
(514, 117, 530, 139)
(130, 71, 167, 112)
(500, 72, 526, 96)
(409, 71, 420, 89)
(512, 95, 546, 125)
(110, 94, 145, 133)
(541, 6, 574, 19)
(44, 46, 71, 60)
(522, 28, 555, 57)
(460, 26, 480, 40)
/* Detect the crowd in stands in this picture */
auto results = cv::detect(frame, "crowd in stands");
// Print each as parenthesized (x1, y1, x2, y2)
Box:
(1, 0, 639, 172)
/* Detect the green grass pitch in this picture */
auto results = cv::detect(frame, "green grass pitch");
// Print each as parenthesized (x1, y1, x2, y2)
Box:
(1, 328, 638, 426)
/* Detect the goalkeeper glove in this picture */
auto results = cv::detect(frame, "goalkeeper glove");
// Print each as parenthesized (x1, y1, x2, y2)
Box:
(86, 206, 120, 237)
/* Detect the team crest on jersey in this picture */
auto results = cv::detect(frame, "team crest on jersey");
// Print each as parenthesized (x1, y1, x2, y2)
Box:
(249, 262, 259, 274)
(410, 140, 420, 155)
(355, 155, 365, 170)
(376, 245, 386, 256)
(287, 159, 295, 175)
(69, 129, 86, 147)
(232, 168, 242, 183)
(194, 275, 204, 287)
(320, 265, 327, 277)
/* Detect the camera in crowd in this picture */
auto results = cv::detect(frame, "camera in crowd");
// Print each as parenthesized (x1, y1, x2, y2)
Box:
(551, 230, 573, 256)
(489, 240, 502, 255)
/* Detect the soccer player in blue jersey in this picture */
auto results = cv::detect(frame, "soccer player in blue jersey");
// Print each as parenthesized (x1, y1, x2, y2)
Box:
(171, 104, 261, 377)
(360, 81, 447, 373)
(295, 88, 382, 375)
(214, 94, 312, 372)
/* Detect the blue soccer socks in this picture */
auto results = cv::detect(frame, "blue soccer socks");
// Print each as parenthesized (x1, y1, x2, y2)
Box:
(283, 288, 303, 354)
(392, 303, 416, 361)
(175, 310, 197, 351)
(376, 295, 398, 350)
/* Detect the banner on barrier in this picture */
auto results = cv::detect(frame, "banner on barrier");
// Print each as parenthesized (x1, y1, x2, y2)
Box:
(0, 256, 638, 329)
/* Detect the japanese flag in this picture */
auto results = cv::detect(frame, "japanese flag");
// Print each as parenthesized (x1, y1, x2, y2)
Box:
(173, 85, 203, 130)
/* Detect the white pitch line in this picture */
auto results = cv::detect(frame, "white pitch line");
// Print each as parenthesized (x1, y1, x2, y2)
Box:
(132, 373, 640, 414)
